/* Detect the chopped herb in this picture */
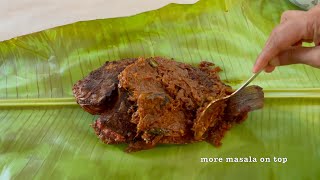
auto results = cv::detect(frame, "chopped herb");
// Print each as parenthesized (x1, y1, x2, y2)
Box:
(148, 128, 166, 135)
(149, 59, 158, 67)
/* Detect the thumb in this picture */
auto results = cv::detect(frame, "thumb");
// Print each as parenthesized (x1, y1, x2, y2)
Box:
(269, 46, 320, 68)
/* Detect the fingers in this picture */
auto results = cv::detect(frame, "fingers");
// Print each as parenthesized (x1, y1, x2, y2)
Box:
(270, 46, 320, 68)
(280, 10, 305, 24)
(252, 9, 316, 73)
(264, 65, 276, 73)
(308, 5, 320, 45)
(252, 7, 320, 73)
(252, 20, 305, 73)
(313, 19, 320, 45)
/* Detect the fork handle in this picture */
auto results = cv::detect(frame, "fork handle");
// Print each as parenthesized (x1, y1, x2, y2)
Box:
(232, 70, 262, 95)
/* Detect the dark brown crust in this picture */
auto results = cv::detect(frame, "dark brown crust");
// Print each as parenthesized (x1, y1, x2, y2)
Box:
(92, 120, 126, 144)
(95, 89, 137, 140)
(73, 57, 264, 152)
(72, 58, 136, 114)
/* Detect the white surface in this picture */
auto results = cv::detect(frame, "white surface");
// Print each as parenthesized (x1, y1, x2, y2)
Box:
(0, 0, 198, 41)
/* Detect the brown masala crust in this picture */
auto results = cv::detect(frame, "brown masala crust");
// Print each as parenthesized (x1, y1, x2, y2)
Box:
(72, 58, 136, 114)
(73, 57, 264, 152)
(93, 89, 137, 141)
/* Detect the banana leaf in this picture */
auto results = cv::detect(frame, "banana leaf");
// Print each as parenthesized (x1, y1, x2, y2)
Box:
(0, 0, 320, 179)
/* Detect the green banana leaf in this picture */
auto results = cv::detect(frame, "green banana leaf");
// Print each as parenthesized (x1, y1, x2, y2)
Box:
(1, 0, 320, 179)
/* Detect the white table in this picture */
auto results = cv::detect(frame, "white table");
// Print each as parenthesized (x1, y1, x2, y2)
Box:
(0, 0, 198, 41)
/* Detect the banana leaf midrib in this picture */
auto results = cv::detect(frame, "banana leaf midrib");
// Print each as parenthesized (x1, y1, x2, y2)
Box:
(0, 88, 319, 107)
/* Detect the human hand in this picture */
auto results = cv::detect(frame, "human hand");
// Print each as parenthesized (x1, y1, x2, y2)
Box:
(252, 5, 320, 73)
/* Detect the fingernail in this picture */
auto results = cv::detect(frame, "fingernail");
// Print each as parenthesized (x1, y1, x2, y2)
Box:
(252, 66, 257, 73)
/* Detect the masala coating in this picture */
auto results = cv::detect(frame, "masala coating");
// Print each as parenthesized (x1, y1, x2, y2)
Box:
(73, 57, 264, 152)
